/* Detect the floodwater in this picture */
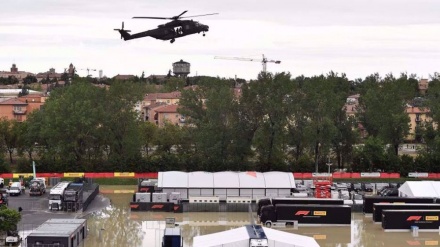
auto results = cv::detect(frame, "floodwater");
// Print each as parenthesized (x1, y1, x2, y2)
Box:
(82, 186, 440, 247)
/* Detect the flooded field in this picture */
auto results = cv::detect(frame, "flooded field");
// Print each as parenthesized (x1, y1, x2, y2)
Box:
(79, 186, 440, 247)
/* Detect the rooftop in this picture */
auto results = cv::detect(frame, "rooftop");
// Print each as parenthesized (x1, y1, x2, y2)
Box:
(27, 219, 86, 237)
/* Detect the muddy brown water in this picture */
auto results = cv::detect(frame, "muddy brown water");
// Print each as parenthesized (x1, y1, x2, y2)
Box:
(82, 186, 440, 247)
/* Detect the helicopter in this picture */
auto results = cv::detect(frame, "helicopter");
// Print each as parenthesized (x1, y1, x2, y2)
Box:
(114, 10, 218, 43)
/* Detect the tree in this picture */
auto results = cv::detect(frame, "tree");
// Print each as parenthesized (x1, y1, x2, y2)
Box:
(0, 118, 20, 163)
(139, 121, 158, 158)
(357, 74, 411, 155)
(301, 72, 350, 172)
(0, 206, 21, 234)
(179, 78, 240, 171)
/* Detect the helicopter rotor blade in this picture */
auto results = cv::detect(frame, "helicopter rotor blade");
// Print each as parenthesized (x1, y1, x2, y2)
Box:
(173, 10, 188, 19)
(180, 13, 219, 18)
(132, 16, 170, 20)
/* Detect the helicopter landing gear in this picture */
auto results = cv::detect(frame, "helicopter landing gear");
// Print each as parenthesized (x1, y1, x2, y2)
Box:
(170, 38, 175, 43)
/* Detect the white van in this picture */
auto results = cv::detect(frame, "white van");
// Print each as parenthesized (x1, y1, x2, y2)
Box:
(9, 182, 23, 196)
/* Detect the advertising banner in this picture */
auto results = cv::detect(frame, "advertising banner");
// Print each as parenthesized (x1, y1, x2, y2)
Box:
(63, 172, 85, 178)
(360, 172, 381, 178)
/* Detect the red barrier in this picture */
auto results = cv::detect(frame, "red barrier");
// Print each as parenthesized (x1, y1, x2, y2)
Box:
(293, 173, 303, 179)
(341, 173, 352, 179)
(302, 173, 313, 178)
(351, 173, 361, 178)
(332, 172, 342, 178)
(37, 173, 63, 178)
(428, 173, 438, 179)
(84, 172, 114, 178)
(389, 173, 400, 178)
(134, 173, 158, 179)
(380, 173, 390, 179)
(0, 173, 13, 179)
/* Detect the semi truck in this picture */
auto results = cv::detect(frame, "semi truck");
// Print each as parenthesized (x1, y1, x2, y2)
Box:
(257, 197, 344, 217)
(63, 183, 84, 211)
(259, 204, 351, 227)
(382, 209, 440, 231)
(373, 203, 440, 223)
(363, 196, 436, 214)
(49, 181, 71, 211)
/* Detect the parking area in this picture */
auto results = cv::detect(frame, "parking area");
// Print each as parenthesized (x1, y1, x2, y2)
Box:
(5, 190, 109, 232)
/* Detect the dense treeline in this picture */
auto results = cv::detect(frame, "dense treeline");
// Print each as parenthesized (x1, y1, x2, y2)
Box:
(1, 72, 440, 174)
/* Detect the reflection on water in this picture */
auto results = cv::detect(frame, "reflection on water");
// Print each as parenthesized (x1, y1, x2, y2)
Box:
(84, 189, 440, 247)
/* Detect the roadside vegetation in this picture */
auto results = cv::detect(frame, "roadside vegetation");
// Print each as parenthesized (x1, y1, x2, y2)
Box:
(0, 72, 439, 175)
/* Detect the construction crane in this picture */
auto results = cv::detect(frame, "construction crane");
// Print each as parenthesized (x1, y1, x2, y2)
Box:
(214, 54, 281, 73)
(80, 68, 97, 76)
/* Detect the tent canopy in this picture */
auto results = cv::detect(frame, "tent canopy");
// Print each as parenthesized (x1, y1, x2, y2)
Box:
(158, 171, 296, 189)
(193, 226, 320, 247)
(398, 181, 440, 197)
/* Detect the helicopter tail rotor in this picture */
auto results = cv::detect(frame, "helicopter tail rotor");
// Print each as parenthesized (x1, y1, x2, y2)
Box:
(114, 22, 131, 39)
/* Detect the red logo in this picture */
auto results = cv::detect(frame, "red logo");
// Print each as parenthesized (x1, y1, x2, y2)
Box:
(140, 188, 149, 192)
(406, 216, 422, 221)
(295, 211, 310, 216)
(406, 240, 421, 246)
(130, 204, 139, 209)
(174, 206, 179, 211)
(151, 204, 164, 209)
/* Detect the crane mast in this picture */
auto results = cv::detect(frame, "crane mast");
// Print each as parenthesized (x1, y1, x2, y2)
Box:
(214, 54, 281, 73)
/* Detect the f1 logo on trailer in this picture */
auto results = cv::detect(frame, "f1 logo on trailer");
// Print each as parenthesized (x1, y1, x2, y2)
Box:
(151, 205, 164, 209)
(295, 211, 310, 216)
(406, 216, 422, 221)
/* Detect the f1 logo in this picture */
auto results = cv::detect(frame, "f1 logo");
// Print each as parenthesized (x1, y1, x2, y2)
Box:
(406, 216, 422, 221)
(295, 211, 310, 216)
(151, 205, 164, 209)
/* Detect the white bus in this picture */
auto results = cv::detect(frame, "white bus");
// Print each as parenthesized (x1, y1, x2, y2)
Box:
(49, 181, 71, 210)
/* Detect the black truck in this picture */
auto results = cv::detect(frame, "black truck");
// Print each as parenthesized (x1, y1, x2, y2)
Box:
(363, 196, 436, 214)
(257, 198, 344, 217)
(260, 204, 351, 227)
(29, 180, 46, 196)
(382, 209, 440, 231)
(62, 183, 84, 212)
(373, 203, 440, 222)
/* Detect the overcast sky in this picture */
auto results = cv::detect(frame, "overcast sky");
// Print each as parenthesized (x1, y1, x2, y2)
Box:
(1, 0, 439, 80)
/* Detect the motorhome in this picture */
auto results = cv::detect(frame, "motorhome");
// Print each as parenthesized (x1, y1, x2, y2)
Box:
(49, 181, 71, 210)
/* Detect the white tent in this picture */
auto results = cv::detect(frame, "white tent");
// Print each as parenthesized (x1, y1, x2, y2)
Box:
(398, 181, 440, 197)
(193, 226, 320, 247)
(158, 171, 296, 199)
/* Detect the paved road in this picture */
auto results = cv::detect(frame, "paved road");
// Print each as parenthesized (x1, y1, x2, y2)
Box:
(6, 189, 110, 231)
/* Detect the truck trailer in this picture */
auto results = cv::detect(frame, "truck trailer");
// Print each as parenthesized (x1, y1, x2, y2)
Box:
(260, 204, 351, 227)
(63, 183, 84, 212)
(257, 198, 344, 216)
(363, 196, 435, 214)
(373, 203, 440, 223)
(382, 209, 440, 232)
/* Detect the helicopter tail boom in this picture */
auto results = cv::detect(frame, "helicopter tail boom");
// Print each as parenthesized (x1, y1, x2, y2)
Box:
(114, 22, 132, 40)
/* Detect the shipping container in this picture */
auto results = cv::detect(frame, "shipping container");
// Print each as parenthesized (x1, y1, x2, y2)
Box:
(260, 204, 351, 227)
(363, 196, 435, 214)
(373, 203, 440, 222)
(382, 209, 440, 231)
